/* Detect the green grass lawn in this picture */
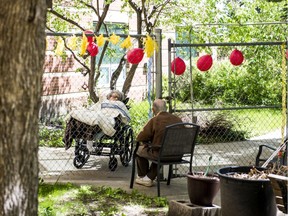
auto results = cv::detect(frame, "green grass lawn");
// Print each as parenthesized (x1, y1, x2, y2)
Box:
(38, 182, 168, 216)
(232, 108, 283, 138)
(129, 101, 284, 139)
(39, 106, 284, 147)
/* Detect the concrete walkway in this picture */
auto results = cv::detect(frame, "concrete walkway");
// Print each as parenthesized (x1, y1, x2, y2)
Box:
(42, 160, 287, 216)
(41, 148, 287, 216)
(40, 132, 287, 216)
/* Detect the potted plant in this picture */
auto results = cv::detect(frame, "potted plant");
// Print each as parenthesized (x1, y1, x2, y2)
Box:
(187, 156, 220, 207)
(217, 166, 277, 216)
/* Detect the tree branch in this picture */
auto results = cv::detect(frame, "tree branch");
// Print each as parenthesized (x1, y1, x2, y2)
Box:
(79, 0, 99, 18)
(48, 9, 85, 31)
(128, 0, 140, 12)
(146, 0, 172, 33)
(110, 54, 126, 89)
(128, 0, 143, 46)
(95, 3, 111, 32)
(46, 25, 90, 75)
(122, 64, 138, 97)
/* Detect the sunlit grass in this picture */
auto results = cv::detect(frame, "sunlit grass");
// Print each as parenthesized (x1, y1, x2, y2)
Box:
(232, 108, 282, 138)
(39, 102, 283, 147)
(38, 183, 168, 216)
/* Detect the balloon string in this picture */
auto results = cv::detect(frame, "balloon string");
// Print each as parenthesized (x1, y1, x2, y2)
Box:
(148, 57, 153, 119)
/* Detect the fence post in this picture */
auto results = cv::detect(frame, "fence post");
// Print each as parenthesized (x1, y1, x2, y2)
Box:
(285, 40, 288, 140)
(155, 28, 162, 99)
(167, 38, 172, 113)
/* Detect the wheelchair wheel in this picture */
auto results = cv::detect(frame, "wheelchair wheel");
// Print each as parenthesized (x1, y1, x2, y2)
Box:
(73, 146, 90, 169)
(120, 126, 134, 167)
(109, 156, 118, 171)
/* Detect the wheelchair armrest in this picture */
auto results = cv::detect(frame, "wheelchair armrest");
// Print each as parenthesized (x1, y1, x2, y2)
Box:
(255, 144, 277, 166)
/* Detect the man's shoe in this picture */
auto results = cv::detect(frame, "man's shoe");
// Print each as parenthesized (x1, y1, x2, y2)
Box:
(135, 176, 153, 187)
(136, 175, 143, 180)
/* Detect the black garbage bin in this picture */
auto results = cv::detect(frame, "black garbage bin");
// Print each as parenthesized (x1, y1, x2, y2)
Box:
(217, 166, 277, 216)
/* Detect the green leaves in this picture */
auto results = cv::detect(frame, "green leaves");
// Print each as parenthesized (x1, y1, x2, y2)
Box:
(39, 126, 64, 147)
(204, 155, 213, 176)
(163, 0, 287, 45)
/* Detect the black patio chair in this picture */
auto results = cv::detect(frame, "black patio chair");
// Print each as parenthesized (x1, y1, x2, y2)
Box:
(129, 122, 200, 197)
(255, 138, 287, 167)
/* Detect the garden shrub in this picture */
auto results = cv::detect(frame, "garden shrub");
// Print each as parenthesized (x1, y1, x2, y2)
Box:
(39, 125, 65, 147)
(172, 54, 282, 106)
(197, 112, 247, 144)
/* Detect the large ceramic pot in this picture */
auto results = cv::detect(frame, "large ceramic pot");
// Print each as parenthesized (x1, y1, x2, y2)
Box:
(217, 166, 277, 216)
(187, 172, 220, 206)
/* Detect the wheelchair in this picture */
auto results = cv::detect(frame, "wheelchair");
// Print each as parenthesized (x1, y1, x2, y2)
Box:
(72, 117, 134, 171)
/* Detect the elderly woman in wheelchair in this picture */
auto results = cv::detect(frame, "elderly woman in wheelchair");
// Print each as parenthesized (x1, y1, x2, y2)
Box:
(63, 90, 134, 171)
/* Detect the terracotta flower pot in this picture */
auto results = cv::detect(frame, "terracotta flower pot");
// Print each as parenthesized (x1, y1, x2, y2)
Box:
(187, 172, 220, 206)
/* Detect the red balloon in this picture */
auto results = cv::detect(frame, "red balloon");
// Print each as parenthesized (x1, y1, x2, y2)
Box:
(127, 48, 144, 64)
(197, 55, 213, 71)
(230, 49, 244, 66)
(86, 42, 98, 56)
(84, 30, 94, 43)
(171, 57, 186, 75)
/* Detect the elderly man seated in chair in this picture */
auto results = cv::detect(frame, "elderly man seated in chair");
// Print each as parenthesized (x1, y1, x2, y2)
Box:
(63, 90, 131, 151)
(135, 99, 182, 187)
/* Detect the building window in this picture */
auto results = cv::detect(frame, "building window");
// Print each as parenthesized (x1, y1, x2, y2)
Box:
(98, 64, 126, 87)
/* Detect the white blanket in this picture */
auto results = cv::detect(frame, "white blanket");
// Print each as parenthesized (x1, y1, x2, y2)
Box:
(66, 100, 131, 137)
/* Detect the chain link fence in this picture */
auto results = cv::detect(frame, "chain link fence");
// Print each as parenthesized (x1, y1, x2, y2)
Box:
(39, 33, 287, 183)
(168, 39, 287, 175)
(40, 33, 157, 181)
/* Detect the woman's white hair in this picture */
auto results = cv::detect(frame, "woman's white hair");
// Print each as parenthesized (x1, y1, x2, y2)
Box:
(106, 90, 124, 101)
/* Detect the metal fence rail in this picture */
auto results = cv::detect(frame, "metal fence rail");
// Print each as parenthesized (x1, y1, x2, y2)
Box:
(39, 33, 287, 182)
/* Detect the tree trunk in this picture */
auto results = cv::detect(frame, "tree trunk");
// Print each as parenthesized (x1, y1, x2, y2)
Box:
(0, 1, 46, 215)
(89, 56, 98, 102)
(122, 64, 138, 96)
